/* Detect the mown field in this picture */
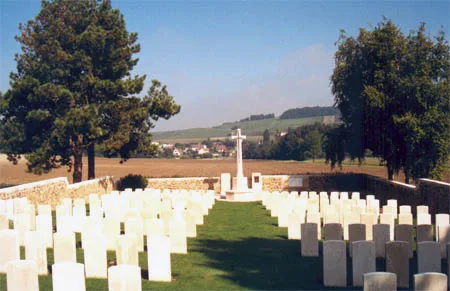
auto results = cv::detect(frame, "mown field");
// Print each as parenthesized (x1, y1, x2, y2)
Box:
(152, 116, 324, 143)
(0, 154, 406, 186)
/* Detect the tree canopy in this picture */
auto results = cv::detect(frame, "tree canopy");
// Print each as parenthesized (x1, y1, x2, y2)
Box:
(326, 19, 449, 183)
(0, 0, 180, 182)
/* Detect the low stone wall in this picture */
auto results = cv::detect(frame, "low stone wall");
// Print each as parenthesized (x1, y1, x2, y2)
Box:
(147, 177, 220, 192)
(0, 176, 115, 208)
(0, 177, 68, 207)
(261, 174, 364, 192)
(419, 179, 450, 216)
(66, 176, 115, 201)
(362, 175, 419, 212)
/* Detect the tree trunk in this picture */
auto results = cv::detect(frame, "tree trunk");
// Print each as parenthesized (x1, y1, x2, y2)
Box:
(387, 165, 394, 180)
(88, 143, 95, 180)
(404, 169, 410, 184)
(73, 149, 83, 183)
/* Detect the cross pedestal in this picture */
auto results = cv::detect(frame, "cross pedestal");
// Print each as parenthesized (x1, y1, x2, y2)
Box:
(225, 128, 259, 202)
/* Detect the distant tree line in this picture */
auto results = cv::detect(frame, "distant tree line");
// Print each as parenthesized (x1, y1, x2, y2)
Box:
(242, 123, 330, 161)
(239, 113, 275, 122)
(279, 106, 339, 120)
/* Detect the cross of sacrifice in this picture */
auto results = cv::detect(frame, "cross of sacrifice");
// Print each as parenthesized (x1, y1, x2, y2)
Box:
(232, 128, 246, 178)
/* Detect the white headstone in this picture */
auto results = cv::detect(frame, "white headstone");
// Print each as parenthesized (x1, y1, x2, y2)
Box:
(115, 234, 138, 266)
(220, 173, 231, 194)
(72, 205, 86, 233)
(37, 204, 51, 216)
(125, 218, 144, 252)
(36, 214, 53, 247)
(102, 217, 120, 251)
(147, 235, 171, 282)
(6, 260, 39, 291)
(288, 213, 304, 240)
(0, 230, 20, 272)
(14, 213, 30, 246)
(169, 218, 187, 254)
(25, 231, 48, 275)
(0, 214, 8, 230)
(84, 234, 107, 278)
(108, 265, 142, 291)
(52, 262, 86, 291)
(53, 232, 76, 263)
(81, 216, 103, 248)
(185, 212, 197, 238)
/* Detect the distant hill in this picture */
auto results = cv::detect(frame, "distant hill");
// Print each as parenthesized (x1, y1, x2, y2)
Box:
(153, 116, 326, 143)
(279, 106, 339, 120)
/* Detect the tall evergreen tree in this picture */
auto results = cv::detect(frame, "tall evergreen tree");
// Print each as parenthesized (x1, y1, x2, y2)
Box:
(0, 0, 180, 182)
(329, 19, 449, 182)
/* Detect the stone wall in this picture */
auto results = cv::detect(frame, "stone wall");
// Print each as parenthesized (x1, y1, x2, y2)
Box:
(65, 176, 116, 201)
(419, 179, 450, 216)
(362, 175, 419, 212)
(261, 175, 291, 191)
(147, 177, 220, 192)
(0, 177, 68, 207)
(0, 176, 115, 208)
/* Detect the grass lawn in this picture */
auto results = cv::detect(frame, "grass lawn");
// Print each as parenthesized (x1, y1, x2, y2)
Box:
(0, 201, 447, 290)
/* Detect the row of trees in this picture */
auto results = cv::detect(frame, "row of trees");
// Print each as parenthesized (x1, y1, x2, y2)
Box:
(0, 0, 180, 182)
(242, 124, 329, 161)
(239, 113, 275, 122)
(279, 106, 339, 120)
(325, 19, 449, 183)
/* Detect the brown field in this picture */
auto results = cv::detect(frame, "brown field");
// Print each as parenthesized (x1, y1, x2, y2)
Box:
(0, 154, 410, 186)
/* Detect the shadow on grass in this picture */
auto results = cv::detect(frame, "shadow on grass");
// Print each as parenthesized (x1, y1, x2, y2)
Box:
(193, 237, 362, 290)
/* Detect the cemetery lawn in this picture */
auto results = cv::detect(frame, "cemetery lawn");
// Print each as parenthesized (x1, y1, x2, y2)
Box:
(0, 201, 433, 290)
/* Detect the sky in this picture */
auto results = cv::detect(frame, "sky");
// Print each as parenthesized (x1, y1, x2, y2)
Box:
(1, 1, 449, 131)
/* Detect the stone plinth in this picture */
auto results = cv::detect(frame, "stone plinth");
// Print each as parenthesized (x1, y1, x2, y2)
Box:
(232, 177, 248, 191)
(225, 190, 258, 202)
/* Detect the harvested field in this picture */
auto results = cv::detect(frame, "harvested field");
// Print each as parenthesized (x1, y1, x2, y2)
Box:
(0, 154, 408, 185)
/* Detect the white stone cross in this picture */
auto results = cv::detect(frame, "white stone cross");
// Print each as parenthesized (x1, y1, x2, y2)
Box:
(232, 128, 246, 178)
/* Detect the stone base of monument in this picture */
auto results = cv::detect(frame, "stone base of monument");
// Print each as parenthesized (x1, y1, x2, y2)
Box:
(225, 190, 259, 202)
(232, 177, 248, 191)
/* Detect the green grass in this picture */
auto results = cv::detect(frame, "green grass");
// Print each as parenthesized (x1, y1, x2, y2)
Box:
(1, 202, 447, 290)
(152, 116, 324, 142)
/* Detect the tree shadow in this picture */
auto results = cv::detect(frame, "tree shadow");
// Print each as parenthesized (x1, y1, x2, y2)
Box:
(193, 237, 359, 290)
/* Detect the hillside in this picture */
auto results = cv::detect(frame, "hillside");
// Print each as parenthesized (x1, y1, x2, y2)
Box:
(279, 106, 339, 119)
(153, 116, 325, 143)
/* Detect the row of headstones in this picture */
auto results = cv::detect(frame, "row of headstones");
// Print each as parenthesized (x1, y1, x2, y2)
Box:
(262, 191, 450, 251)
(263, 191, 436, 227)
(0, 188, 215, 222)
(1, 189, 216, 289)
(322, 239, 449, 290)
(5, 235, 171, 291)
(0, 188, 215, 249)
(286, 218, 450, 257)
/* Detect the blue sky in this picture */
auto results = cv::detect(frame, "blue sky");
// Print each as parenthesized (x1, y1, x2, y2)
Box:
(1, 1, 449, 131)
